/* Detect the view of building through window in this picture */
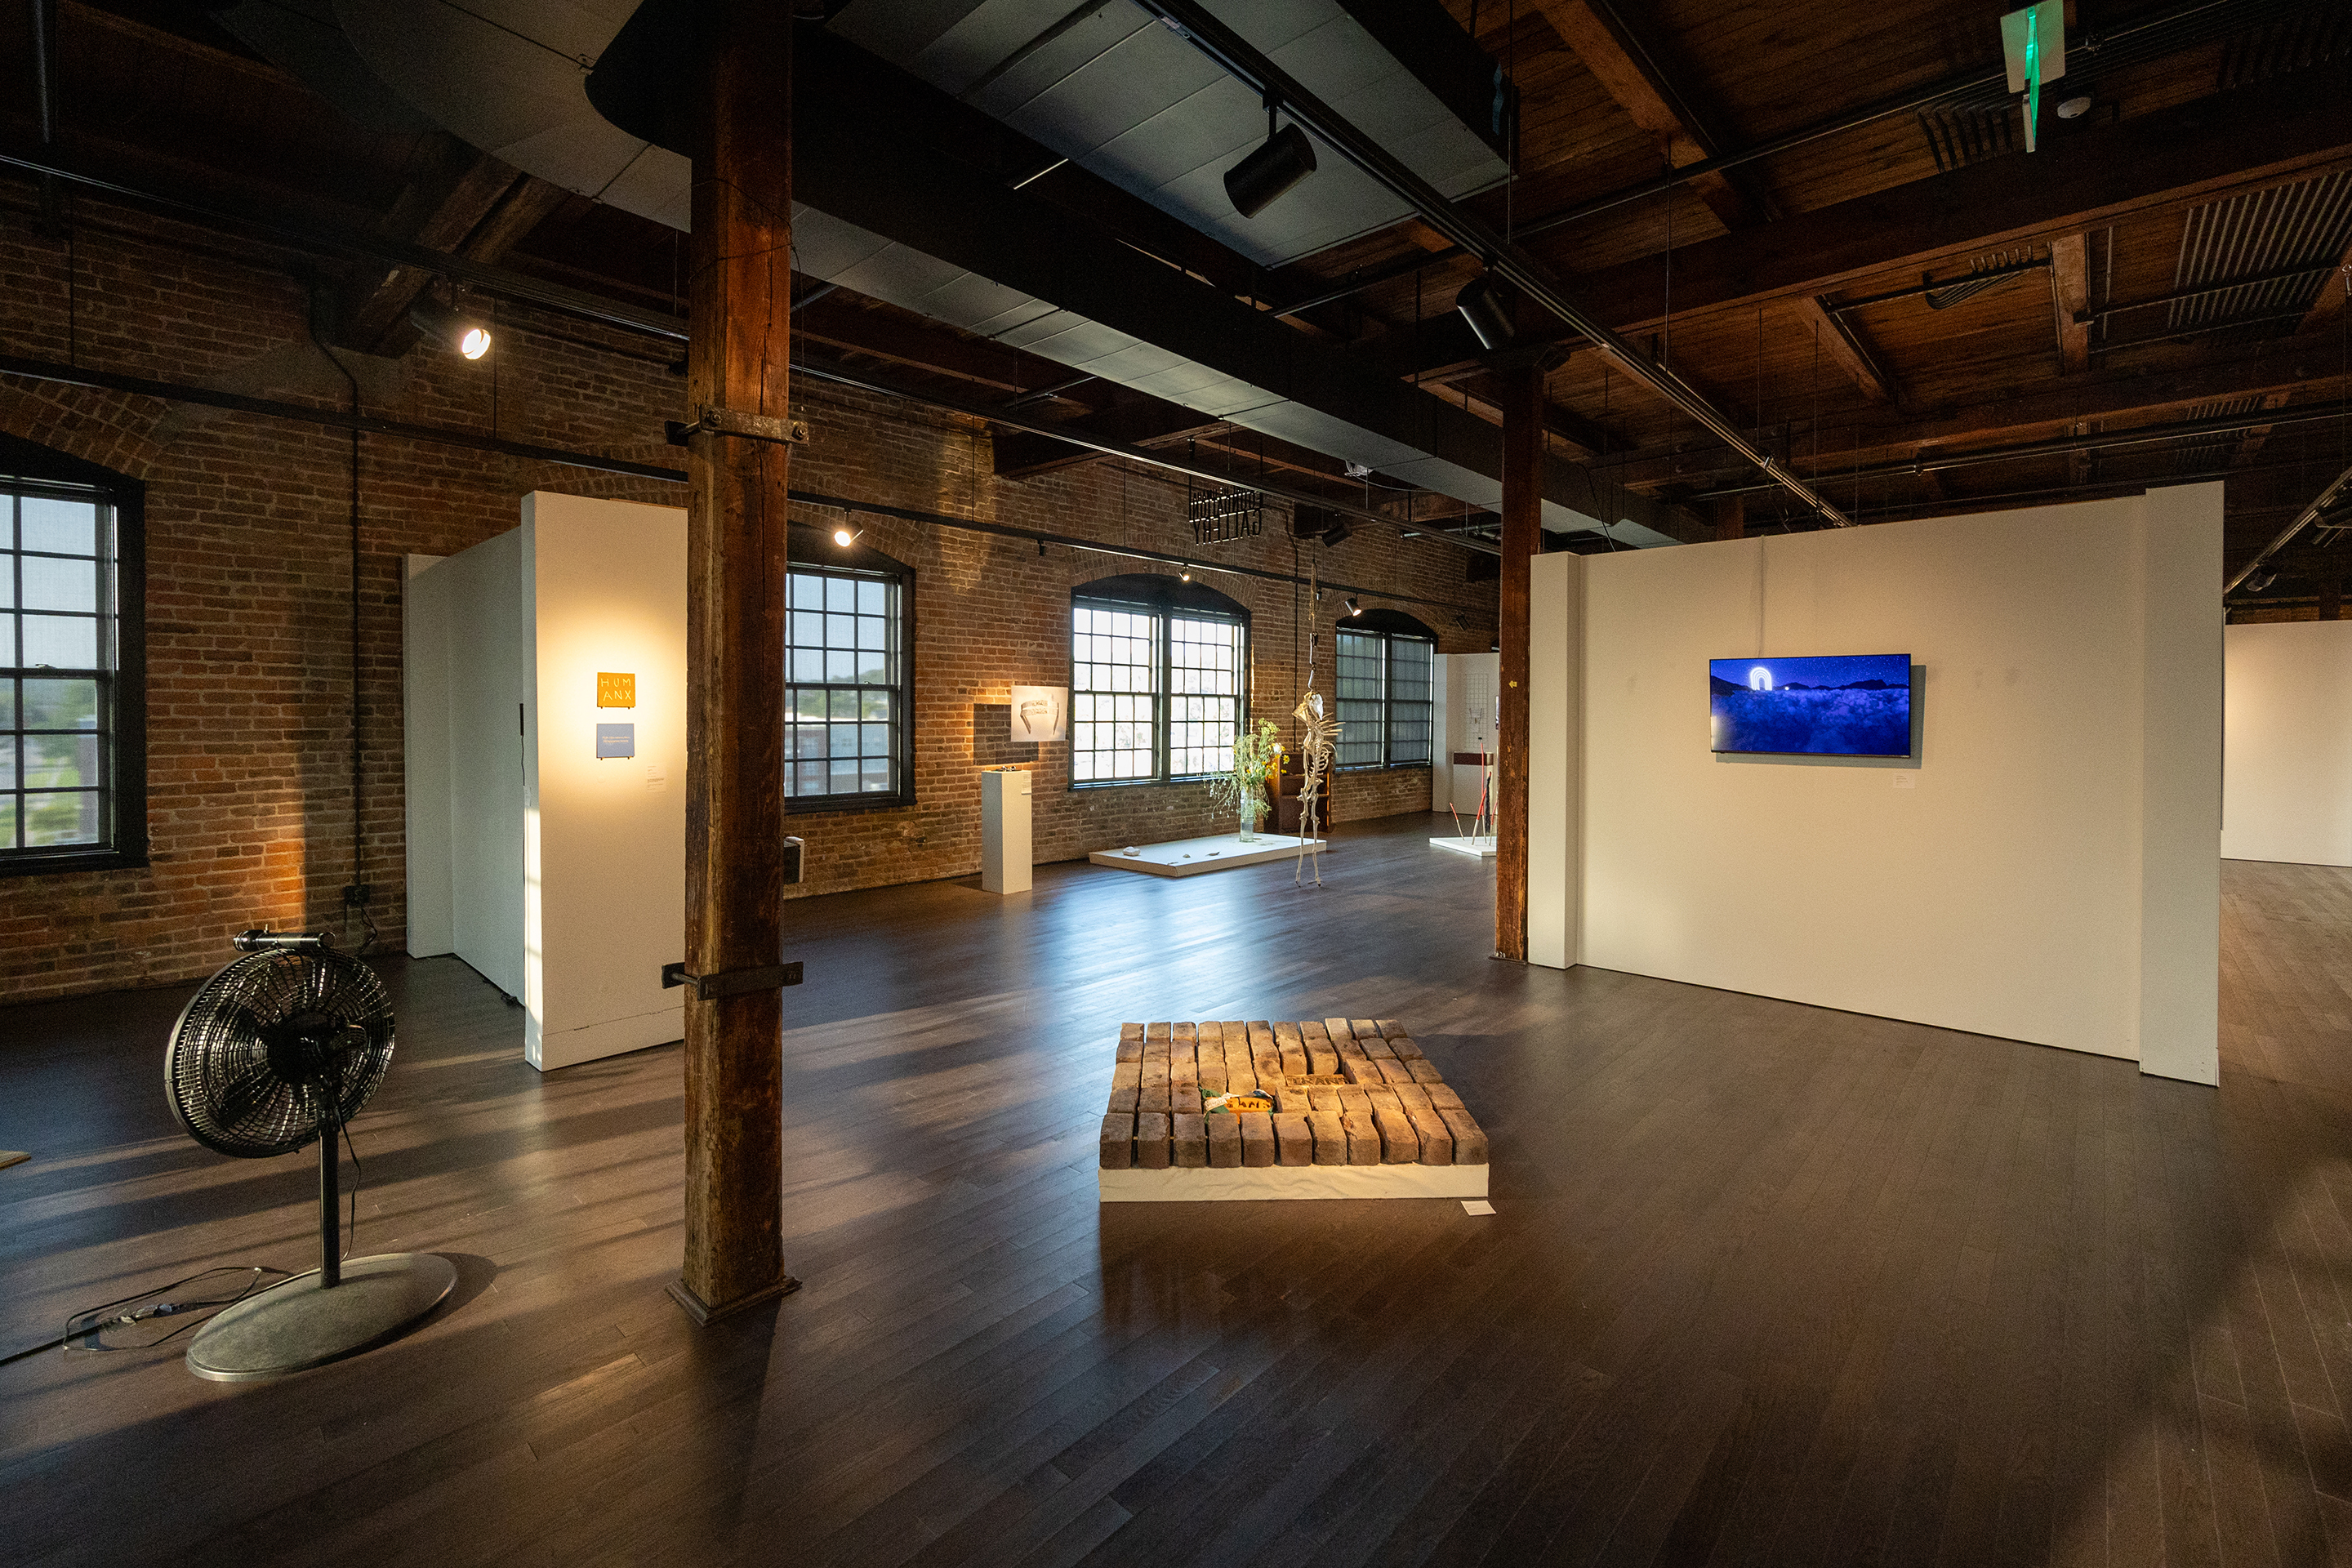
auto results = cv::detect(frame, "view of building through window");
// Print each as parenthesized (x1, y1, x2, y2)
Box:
(1072, 597, 1245, 785)
(3, 482, 117, 858)
(1334, 627, 1434, 769)
(784, 563, 907, 802)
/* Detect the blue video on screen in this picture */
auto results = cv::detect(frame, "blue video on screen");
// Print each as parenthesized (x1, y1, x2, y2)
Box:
(1709, 653, 1913, 757)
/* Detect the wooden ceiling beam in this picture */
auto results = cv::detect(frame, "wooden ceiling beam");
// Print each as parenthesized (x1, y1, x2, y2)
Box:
(1792, 296, 1897, 407)
(2300, 240, 2352, 336)
(2050, 234, 2091, 375)
(1598, 327, 2352, 492)
(1382, 71, 2352, 381)
(336, 144, 529, 354)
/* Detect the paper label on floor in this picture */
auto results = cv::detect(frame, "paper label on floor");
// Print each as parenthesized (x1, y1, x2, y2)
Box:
(1462, 1199, 1494, 1215)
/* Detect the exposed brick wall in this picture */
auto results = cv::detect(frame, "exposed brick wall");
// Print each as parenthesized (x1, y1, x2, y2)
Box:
(0, 191, 1497, 1002)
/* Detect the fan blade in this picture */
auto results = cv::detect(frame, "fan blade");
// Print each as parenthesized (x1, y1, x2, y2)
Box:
(211, 1060, 296, 1138)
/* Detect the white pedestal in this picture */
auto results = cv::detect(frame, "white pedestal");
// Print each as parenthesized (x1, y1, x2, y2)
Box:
(981, 768, 1031, 894)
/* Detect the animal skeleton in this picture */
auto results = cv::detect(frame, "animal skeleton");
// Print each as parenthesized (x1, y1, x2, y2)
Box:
(1294, 566, 1340, 886)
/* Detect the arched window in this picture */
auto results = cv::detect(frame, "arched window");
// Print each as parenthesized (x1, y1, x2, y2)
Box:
(2, 435, 146, 873)
(785, 528, 914, 809)
(1070, 573, 1250, 786)
(1334, 608, 1435, 770)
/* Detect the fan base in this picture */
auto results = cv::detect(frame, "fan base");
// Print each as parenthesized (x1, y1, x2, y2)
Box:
(185, 1252, 457, 1382)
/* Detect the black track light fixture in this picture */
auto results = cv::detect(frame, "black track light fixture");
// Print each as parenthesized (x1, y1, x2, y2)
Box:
(1455, 275, 1515, 352)
(1224, 96, 1316, 219)
(408, 296, 492, 360)
(1345, 595, 1363, 617)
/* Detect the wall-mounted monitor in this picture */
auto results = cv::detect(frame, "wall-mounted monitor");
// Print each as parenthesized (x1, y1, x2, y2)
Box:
(1709, 653, 1913, 758)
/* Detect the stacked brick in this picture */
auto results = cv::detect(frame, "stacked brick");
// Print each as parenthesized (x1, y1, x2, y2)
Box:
(1098, 1018, 1490, 1174)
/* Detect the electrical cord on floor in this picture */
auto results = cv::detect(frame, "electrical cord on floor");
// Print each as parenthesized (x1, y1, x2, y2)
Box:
(0, 1265, 296, 1368)
(340, 1116, 364, 1259)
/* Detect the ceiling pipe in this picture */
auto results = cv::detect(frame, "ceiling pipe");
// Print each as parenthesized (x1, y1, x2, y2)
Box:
(2225, 457, 2352, 595)
(1136, 0, 1854, 528)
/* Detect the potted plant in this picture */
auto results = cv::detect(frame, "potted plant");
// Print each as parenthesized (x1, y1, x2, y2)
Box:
(1212, 718, 1282, 843)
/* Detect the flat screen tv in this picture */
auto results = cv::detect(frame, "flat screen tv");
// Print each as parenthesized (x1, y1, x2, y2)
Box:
(1709, 653, 1913, 758)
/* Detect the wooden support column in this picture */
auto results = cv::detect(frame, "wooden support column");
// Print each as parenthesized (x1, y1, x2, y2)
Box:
(1494, 362, 1542, 963)
(1713, 495, 1745, 541)
(674, 0, 796, 1326)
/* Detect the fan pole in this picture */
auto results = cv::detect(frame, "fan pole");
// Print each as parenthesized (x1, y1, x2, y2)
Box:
(317, 1100, 341, 1290)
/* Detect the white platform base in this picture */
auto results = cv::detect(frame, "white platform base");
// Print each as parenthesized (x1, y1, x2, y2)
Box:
(1089, 832, 1325, 878)
(1430, 835, 1497, 858)
(1099, 1162, 1490, 1202)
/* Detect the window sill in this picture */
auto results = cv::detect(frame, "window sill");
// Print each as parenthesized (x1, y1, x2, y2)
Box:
(0, 848, 149, 880)
(786, 792, 915, 817)
(1334, 763, 1433, 775)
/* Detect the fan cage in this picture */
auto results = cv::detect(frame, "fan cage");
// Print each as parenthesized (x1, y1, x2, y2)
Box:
(165, 951, 394, 1159)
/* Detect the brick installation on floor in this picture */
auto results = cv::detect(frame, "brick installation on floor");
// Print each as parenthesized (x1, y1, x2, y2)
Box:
(1098, 1019, 1490, 1174)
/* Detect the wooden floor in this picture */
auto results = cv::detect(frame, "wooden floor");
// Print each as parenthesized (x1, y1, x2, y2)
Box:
(6, 814, 2352, 1567)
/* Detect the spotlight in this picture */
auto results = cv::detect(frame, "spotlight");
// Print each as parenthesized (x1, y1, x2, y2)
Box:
(833, 525, 862, 548)
(1344, 596, 1362, 617)
(1179, 565, 1193, 582)
(1223, 105, 1317, 220)
(408, 296, 492, 360)
(1455, 276, 1515, 352)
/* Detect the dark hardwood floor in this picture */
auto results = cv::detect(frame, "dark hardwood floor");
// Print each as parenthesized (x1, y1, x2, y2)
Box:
(5, 813, 2351, 1567)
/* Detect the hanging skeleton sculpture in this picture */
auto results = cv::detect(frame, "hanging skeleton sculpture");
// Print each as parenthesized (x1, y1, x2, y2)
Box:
(1293, 564, 1340, 887)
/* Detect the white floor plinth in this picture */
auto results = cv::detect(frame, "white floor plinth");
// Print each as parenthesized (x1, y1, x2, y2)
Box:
(1429, 836, 1497, 858)
(1088, 833, 1325, 879)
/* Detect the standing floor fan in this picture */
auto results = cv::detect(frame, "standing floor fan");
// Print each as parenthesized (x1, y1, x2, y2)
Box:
(165, 930, 454, 1381)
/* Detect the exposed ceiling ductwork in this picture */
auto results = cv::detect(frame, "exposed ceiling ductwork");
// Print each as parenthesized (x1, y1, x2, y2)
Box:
(305, 0, 1690, 545)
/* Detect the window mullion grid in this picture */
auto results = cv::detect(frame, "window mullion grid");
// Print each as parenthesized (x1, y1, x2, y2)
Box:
(1156, 611, 1171, 784)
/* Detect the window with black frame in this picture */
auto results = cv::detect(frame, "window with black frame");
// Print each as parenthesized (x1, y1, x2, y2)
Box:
(784, 550, 912, 808)
(1333, 612, 1436, 770)
(2, 441, 144, 874)
(1071, 574, 1247, 786)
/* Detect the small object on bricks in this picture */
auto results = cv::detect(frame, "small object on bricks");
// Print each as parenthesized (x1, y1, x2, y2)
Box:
(1274, 1113, 1313, 1166)
(1136, 1112, 1172, 1169)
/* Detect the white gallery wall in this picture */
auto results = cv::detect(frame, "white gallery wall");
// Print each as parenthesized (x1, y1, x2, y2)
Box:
(2221, 619, 2352, 866)
(403, 493, 688, 1071)
(1531, 484, 2223, 1084)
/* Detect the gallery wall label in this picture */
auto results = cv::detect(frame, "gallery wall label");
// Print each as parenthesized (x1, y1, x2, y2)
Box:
(596, 723, 635, 760)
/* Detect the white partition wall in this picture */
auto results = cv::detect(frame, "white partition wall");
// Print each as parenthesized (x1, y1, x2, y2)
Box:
(2222, 618, 2352, 866)
(403, 493, 688, 1071)
(1531, 484, 2222, 1085)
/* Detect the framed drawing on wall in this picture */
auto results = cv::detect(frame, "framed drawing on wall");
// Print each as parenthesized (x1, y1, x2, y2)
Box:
(1010, 685, 1068, 742)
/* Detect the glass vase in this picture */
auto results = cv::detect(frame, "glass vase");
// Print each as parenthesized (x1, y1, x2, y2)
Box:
(1238, 802, 1258, 844)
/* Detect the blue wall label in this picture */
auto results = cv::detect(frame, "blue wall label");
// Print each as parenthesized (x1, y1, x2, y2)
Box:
(596, 723, 635, 759)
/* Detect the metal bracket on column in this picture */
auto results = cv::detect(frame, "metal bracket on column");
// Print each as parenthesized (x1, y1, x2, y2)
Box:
(662, 960, 804, 1000)
(665, 405, 808, 448)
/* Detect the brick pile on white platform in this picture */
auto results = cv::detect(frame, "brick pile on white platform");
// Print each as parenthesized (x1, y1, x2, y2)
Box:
(1097, 1020, 1490, 1201)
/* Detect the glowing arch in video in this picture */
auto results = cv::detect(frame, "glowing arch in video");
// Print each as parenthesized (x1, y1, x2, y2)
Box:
(1748, 666, 1773, 692)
